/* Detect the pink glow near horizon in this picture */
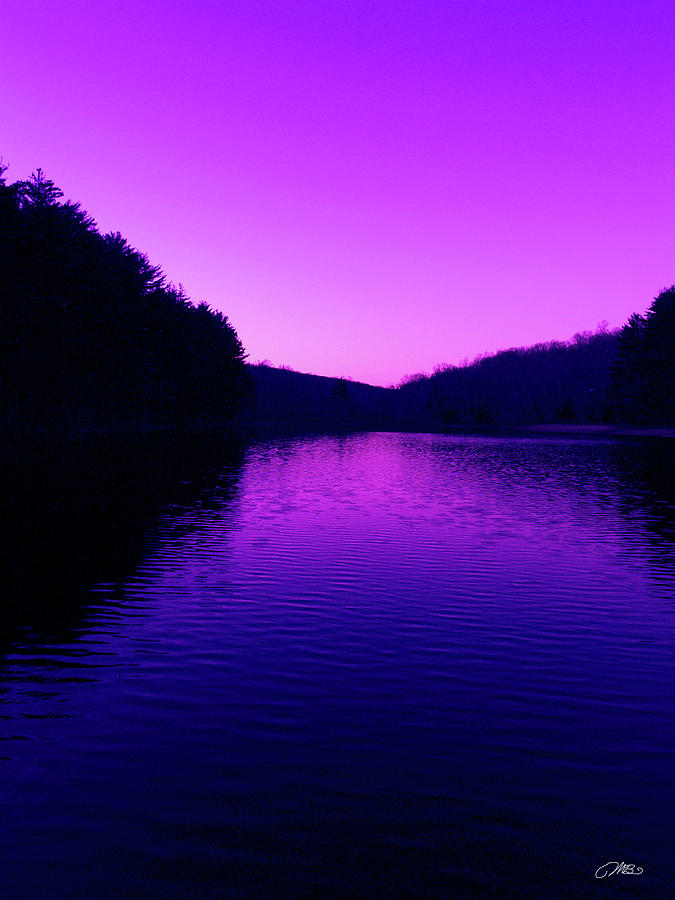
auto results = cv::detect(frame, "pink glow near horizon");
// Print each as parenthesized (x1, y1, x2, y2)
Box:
(2, 0, 673, 386)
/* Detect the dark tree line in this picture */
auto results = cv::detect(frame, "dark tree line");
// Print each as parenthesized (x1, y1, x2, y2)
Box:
(395, 329, 620, 429)
(394, 288, 673, 430)
(608, 287, 675, 425)
(0, 163, 250, 430)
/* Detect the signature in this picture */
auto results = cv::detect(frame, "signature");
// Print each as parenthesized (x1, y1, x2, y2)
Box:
(595, 861, 644, 879)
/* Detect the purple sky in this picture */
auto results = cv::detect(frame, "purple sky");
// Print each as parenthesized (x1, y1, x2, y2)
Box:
(3, 0, 673, 385)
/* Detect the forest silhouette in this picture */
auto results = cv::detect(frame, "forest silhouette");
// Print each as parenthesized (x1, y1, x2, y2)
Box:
(248, 297, 673, 431)
(1, 162, 673, 433)
(0, 163, 250, 431)
(395, 286, 673, 430)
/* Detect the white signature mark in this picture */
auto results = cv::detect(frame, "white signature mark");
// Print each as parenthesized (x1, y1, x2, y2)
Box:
(595, 861, 644, 879)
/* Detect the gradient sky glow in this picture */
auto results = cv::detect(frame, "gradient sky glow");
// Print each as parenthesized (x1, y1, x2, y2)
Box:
(3, 0, 674, 385)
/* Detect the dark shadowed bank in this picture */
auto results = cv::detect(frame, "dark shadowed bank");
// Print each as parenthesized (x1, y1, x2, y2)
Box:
(0, 429, 246, 638)
(0, 164, 253, 634)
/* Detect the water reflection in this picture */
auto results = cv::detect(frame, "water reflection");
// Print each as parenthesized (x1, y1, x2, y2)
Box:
(0, 430, 245, 636)
(1, 432, 674, 897)
(611, 438, 675, 578)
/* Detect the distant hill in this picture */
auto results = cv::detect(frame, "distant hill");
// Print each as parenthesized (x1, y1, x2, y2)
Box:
(244, 364, 404, 431)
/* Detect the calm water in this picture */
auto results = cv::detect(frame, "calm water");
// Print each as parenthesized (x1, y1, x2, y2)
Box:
(2, 433, 674, 897)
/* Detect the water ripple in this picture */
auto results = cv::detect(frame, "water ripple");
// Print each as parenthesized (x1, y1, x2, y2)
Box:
(1, 433, 674, 896)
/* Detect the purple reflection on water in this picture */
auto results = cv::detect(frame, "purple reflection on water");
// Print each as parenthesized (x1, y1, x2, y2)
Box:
(1, 433, 673, 896)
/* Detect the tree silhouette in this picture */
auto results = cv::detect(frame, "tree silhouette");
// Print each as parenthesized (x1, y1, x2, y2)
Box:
(607, 313, 647, 423)
(16, 168, 64, 207)
(609, 287, 675, 425)
(643, 287, 675, 423)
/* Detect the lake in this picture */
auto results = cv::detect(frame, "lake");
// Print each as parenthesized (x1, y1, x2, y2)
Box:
(1, 432, 674, 897)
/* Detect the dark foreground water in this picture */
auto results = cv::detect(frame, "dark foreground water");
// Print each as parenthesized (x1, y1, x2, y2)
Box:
(1, 433, 674, 898)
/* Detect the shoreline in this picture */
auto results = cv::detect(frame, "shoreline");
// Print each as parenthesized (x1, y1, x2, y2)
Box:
(3, 420, 675, 443)
(515, 424, 675, 438)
